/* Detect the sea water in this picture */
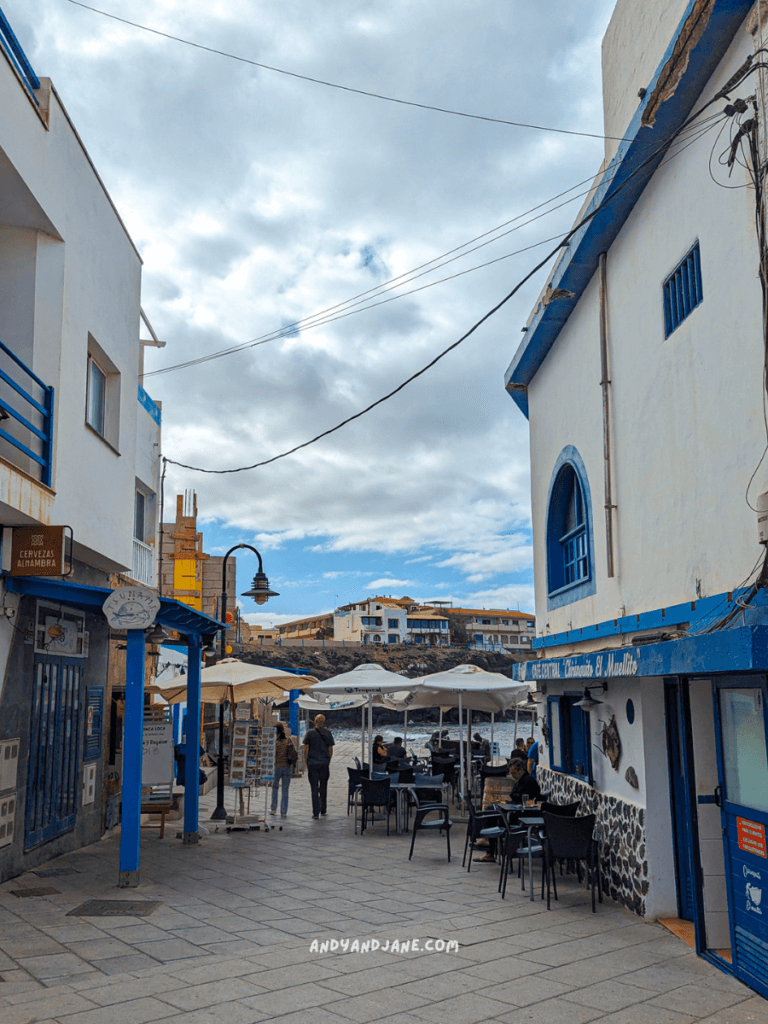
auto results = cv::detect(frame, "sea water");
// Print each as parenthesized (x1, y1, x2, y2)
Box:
(329, 718, 534, 756)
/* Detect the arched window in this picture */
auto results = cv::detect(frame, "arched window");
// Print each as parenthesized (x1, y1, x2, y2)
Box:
(546, 449, 595, 605)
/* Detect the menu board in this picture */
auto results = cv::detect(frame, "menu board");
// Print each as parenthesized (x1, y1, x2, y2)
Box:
(259, 727, 276, 783)
(229, 721, 259, 786)
(142, 721, 174, 786)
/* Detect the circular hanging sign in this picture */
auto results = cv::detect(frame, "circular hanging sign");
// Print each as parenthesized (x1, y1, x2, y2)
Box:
(103, 586, 161, 630)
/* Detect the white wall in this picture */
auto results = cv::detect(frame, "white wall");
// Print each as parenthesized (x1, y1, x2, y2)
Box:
(528, 21, 765, 637)
(0, 62, 146, 573)
(602, 0, 693, 163)
(641, 676, 679, 919)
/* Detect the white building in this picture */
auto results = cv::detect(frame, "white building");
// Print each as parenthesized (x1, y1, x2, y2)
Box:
(0, 16, 166, 879)
(506, 0, 768, 999)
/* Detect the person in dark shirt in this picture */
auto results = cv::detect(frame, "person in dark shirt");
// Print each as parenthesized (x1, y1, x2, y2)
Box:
(509, 760, 541, 803)
(386, 737, 407, 759)
(372, 735, 388, 764)
(509, 738, 527, 763)
(303, 714, 334, 818)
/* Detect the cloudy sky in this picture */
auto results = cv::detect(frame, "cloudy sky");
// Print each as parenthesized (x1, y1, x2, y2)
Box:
(8, 0, 617, 625)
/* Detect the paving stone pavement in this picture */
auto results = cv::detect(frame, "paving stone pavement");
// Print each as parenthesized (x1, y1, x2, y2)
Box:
(0, 741, 765, 1024)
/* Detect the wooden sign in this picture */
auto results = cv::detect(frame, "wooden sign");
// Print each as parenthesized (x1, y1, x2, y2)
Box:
(10, 526, 66, 576)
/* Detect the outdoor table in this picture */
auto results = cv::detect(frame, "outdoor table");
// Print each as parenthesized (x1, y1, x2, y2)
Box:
(390, 781, 451, 835)
(520, 815, 545, 901)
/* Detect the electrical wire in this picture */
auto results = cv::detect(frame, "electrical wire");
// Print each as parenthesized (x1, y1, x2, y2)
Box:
(163, 102, 729, 475)
(146, 116, 724, 380)
(64, 0, 638, 144)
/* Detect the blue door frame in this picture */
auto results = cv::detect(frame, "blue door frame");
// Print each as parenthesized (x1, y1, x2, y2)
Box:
(713, 674, 768, 999)
(664, 678, 704, 933)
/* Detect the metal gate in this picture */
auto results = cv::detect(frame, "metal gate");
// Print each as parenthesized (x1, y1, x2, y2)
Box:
(24, 656, 83, 849)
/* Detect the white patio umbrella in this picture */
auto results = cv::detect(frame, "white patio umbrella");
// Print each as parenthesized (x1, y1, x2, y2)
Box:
(305, 664, 412, 771)
(413, 665, 530, 799)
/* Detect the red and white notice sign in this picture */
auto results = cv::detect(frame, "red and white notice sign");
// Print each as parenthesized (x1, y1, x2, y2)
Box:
(737, 817, 767, 858)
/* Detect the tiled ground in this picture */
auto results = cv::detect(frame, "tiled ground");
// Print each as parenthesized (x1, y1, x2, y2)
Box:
(0, 742, 765, 1024)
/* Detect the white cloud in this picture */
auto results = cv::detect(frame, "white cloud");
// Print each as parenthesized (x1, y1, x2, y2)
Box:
(7, 0, 616, 609)
(365, 578, 416, 591)
(405, 555, 433, 564)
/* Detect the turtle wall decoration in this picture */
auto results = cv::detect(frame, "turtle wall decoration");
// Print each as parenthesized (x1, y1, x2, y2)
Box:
(596, 714, 621, 771)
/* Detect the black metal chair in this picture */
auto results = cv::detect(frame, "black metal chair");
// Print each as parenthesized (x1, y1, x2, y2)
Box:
(408, 793, 452, 862)
(495, 805, 527, 898)
(462, 798, 505, 872)
(347, 767, 366, 816)
(359, 776, 392, 835)
(541, 811, 602, 913)
(540, 800, 579, 817)
(478, 762, 510, 802)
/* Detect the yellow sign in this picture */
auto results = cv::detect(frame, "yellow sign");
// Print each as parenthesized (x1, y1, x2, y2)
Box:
(11, 526, 66, 576)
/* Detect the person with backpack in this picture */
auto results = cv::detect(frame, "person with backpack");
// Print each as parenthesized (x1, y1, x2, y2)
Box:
(302, 713, 334, 819)
(270, 722, 297, 817)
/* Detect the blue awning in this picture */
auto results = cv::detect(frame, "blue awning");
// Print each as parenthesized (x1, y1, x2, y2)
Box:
(4, 575, 224, 636)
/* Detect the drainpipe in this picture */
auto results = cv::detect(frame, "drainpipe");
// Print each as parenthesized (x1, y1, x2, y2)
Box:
(599, 252, 616, 578)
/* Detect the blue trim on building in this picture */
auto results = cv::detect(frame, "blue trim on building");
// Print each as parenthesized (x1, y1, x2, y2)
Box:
(0, 5, 40, 104)
(534, 586, 768, 649)
(138, 385, 161, 425)
(504, 0, 755, 417)
(515, 625, 768, 682)
(545, 446, 596, 610)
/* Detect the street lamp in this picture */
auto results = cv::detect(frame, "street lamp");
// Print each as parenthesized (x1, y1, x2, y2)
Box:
(210, 543, 279, 821)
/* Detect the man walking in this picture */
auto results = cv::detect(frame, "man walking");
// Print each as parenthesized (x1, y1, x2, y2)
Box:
(303, 713, 334, 819)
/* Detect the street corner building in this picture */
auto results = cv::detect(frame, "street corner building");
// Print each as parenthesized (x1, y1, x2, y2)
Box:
(505, 0, 768, 1002)
(0, 10, 220, 887)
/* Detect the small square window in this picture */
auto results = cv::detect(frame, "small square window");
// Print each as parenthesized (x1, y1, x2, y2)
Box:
(663, 242, 702, 337)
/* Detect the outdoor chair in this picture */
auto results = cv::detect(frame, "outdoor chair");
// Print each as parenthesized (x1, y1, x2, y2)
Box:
(541, 811, 602, 913)
(359, 776, 392, 835)
(385, 761, 402, 773)
(540, 800, 579, 817)
(404, 773, 442, 831)
(347, 767, 366, 816)
(495, 805, 527, 899)
(462, 797, 505, 872)
(408, 793, 452, 863)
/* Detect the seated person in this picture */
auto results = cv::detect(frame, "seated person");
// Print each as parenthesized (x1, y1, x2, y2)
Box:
(509, 737, 527, 762)
(508, 760, 542, 803)
(372, 735, 388, 763)
(473, 732, 491, 759)
(386, 736, 407, 759)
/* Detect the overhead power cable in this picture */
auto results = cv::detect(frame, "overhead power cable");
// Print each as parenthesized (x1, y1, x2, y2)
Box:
(164, 105, 728, 476)
(146, 117, 718, 380)
(65, 0, 635, 144)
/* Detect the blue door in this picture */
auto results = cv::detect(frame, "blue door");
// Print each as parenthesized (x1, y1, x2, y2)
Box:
(25, 656, 83, 849)
(664, 680, 699, 922)
(714, 677, 768, 998)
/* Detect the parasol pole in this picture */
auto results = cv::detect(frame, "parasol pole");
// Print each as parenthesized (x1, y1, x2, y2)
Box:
(367, 694, 373, 775)
(361, 705, 365, 765)
(403, 709, 408, 754)
(491, 712, 494, 758)
(458, 692, 464, 802)
(438, 706, 443, 747)
(514, 700, 519, 744)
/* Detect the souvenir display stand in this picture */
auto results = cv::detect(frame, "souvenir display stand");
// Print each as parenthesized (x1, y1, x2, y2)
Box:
(226, 720, 276, 832)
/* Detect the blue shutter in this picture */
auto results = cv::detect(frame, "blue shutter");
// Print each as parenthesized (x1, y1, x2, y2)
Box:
(84, 687, 103, 760)
(547, 697, 565, 771)
(568, 701, 591, 782)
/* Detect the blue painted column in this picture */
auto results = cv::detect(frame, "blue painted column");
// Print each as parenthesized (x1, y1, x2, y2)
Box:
(183, 634, 202, 843)
(118, 629, 145, 887)
(289, 688, 300, 737)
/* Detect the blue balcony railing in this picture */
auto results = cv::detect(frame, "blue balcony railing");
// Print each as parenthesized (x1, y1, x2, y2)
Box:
(0, 338, 54, 487)
(0, 6, 40, 105)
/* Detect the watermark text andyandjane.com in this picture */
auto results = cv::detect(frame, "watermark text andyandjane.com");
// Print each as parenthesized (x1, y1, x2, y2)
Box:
(309, 937, 458, 954)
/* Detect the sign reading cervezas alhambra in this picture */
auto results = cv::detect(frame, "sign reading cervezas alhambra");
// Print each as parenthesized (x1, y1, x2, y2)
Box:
(10, 526, 67, 576)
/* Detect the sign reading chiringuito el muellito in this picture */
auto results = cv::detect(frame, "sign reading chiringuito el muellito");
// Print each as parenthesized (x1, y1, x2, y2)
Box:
(10, 526, 67, 576)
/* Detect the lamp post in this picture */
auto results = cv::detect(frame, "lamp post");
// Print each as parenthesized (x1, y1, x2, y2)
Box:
(210, 543, 279, 821)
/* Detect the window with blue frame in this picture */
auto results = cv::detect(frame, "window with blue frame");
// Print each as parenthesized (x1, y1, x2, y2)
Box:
(388, 618, 399, 629)
(547, 463, 590, 596)
(663, 242, 702, 337)
(547, 695, 592, 783)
